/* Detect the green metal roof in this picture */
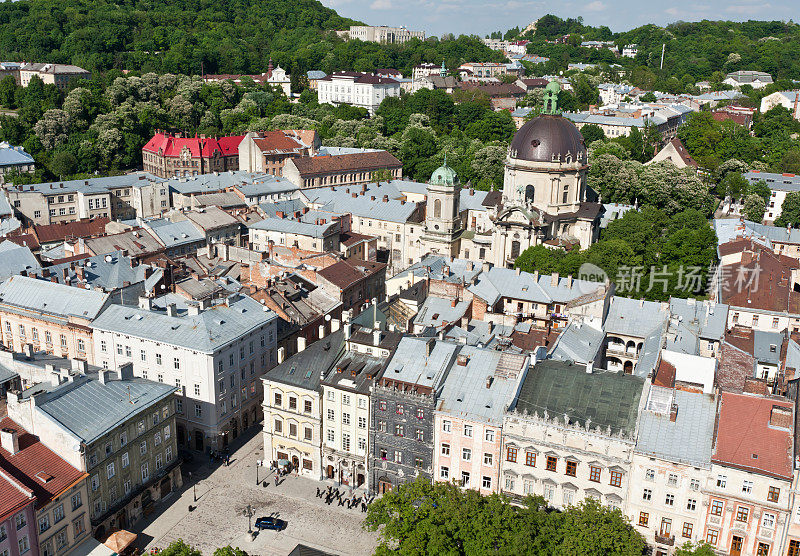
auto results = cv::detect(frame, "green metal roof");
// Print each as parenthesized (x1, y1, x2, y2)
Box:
(512, 360, 644, 436)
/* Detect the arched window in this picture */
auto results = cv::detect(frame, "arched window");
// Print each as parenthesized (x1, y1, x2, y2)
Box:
(511, 241, 521, 258)
(525, 185, 535, 202)
(433, 198, 442, 218)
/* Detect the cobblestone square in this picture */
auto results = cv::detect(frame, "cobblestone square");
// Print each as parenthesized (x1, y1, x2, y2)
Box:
(134, 430, 379, 556)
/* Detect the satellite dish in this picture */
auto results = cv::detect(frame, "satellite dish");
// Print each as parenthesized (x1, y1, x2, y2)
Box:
(72, 444, 80, 452)
(325, 314, 331, 322)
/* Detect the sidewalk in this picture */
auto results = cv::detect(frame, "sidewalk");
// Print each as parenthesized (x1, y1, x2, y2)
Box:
(133, 428, 378, 556)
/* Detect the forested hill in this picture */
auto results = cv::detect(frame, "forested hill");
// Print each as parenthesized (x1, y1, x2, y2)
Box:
(499, 15, 800, 87)
(0, 0, 359, 74)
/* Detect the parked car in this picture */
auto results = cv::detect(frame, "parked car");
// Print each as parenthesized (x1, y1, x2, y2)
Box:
(255, 516, 287, 531)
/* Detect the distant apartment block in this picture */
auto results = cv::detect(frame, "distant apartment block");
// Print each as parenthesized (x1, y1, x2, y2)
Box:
(317, 72, 401, 115)
(346, 25, 424, 44)
(238, 130, 320, 175)
(282, 150, 402, 188)
(18, 63, 90, 89)
(0, 142, 34, 183)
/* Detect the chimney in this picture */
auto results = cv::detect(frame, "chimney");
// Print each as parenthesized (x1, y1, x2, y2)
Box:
(277, 346, 286, 364)
(533, 270, 539, 281)
(551, 272, 559, 287)
(22, 343, 33, 360)
(485, 375, 493, 388)
(297, 335, 307, 352)
(373, 327, 381, 346)
(117, 362, 134, 381)
(138, 296, 152, 310)
(98, 370, 112, 385)
(318, 324, 325, 338)
(425, 338, 434, 356)
(451, 298, 457, 308)
(166, 303, 177, 317)
(567, 274, 573, 288)
(61, 268, 69, 282)
(585, 361, 593, 374)
(669, 403, 678, 422)
(457, 354, 469, 366)
(344, 322, 352, 340)
(188, 305, 201, 316)
(330, 318, 341, 333)
(770, 405, 792, 429)
(0, 428, 20, 455)
(71, 359, 87, 373)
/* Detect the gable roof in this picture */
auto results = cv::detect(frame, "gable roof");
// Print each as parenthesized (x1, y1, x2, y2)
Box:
(290, 151, 401, 176)
(142, 133, 244, 158)
(0, 274, 110, 320)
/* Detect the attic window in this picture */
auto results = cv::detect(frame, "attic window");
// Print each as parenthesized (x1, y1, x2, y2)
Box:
(530, 139, 540, 147)
(289, 366, 296, 375)
(770, 344, 777, 353)
(35, 472, 54, 483)
(752, 453, 758, 459)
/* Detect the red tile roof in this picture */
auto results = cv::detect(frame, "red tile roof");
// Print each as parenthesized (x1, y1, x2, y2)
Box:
(712, 392, 793, 480)
(6, 233, 41, 250)
(720, 244, 800, 314)
(251, 131, 311, 155)
(142, 133, 244, 158)
(318, 259, 385, 289)
(666, 138, 698, 168)
(0, 470, 34, 523)
(0, 418, 87, 509)
(32, 217, 110, 244)
(291, 152, 401, 177)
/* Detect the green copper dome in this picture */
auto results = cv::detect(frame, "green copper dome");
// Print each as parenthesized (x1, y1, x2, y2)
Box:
(430, 156, 459, 187)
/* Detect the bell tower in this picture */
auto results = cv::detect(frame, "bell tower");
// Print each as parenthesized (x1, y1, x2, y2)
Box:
(421, 156, 462, 256)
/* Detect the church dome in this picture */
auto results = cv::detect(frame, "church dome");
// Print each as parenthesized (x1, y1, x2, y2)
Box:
(509, 114, 587, 164)
(430, 160, 459, 186)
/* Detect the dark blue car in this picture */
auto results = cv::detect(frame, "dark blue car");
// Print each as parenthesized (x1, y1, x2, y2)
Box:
(255, 516, 287, 531)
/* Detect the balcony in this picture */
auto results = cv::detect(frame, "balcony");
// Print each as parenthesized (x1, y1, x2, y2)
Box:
(654, 534, 675, 546)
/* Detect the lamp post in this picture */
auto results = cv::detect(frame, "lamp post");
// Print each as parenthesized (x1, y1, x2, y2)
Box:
(256, 460, 261, 485)
(244, 504, 254, 534)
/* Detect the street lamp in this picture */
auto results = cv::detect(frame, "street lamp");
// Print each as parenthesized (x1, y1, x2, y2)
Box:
(256, 460, 261, 485)
(244, 504, 255, 534)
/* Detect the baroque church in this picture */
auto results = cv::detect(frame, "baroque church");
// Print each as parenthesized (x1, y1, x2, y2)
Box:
(419, 81, 601, 268)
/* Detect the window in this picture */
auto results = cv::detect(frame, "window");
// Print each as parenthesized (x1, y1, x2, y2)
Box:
(546, 456, 557, 471)
(327, 409, 334, 421)
(327, 429, 334, 442)
(342, 412, 350, 426)
(506, 446, 518, 462)
(642, 488, 652, 501)
(462, 448, 471, 461)
(124, 345, 131, 357)
(768, 486, 780, 502)
(71, 492, 82, 510)
(706, 530, 719, 546)
(686, 498, 696, 511)
(91, 475, 99, 491)
(395, 424, 404, 437)
(441, 443, 450, 456)
(74, 516, 86, 537)
(743, 480, 753, 494)
(589, 466, 601, 482)
(18, 535, 29, 554)
(55, 529, 67, 549)
(358, 416, 367, 429)
(790, 541, 800, 556)
(289, 396, 297, 410)
(463, 425, 473, 437)
(15, 512, 26, 529)
(660, 517, 672, 536)
(716, 474, 727, 488)
(195, 404, 202, 418)
(39, 515, 50, 534)
(121, 451, 129, 468)
(378, 399, 386, 410)
(482, 476, 492, 489)
(342, 434, 350, 452)
(665, 493, 674, 506)
(141, 462, 149, 481)
(440, 466, 449, 479)
(668, 473, 678, 486)
(417, 408, 424, 419)
(394, 451, 402, 464)
(483, 453, 493, 466)
(156, 353, 162, 365)
(690, 478, 700, 491)
(289, 423, 297, 437)
(415, 429, 424, 441)
(757, 543, 771, 556)
(565, 461, 577, 477)
(682, 522, 693, 538)
(461, 471, 470, 486)
(442, 420, 451, 432)
(762, 512, 776, 529)
(140, 440, 147, 455)
(710, 500, 723, 516)
(645, 468, 655, 481)
(736, 506, 749, 522)
(525, 451, 536, 467)
(357, 436, 365, 451)
(396, 403, 404, 415)
(173, 357, 180, 370)
(638, 512, 649, 527)
(106, 462, 115, 479)
(485, 430, 494, 442)
(610, 470, 622, 487)
(305, 400, 312, 413)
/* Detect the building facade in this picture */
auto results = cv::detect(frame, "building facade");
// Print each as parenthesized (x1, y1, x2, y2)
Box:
(317, 72, 401, 115)
(142, 133, 244, 179)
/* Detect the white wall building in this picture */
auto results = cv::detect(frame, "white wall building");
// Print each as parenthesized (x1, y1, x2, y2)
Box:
(346, 26, 424, 44)
(317, 72, 401, 116)
(92, 293, 278, 453)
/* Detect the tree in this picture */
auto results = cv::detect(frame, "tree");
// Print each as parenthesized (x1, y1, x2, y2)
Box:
(49, 151, 78, 178)
(158, 540, 201, 556)
(675, 542, 717, 555)
(639, 91, 657, 102)
(213, 547, 249, 556)
(742, 194, 766, 222)
(581, 124, 605, 144)
(776, 191, 800, 228)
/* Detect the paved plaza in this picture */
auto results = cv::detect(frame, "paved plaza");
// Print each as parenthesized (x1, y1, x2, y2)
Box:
(133, 429, 379, 556)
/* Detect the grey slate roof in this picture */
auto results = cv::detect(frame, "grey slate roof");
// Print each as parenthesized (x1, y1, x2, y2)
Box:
(604, 296, 669, 338)
(637, 387, 716, 467)
(436, 346, 525, 426)
(301, 181, 418, 224)
(511, 360, 644, 436)
(35, 374, 175, 444)
(549, 321, 604, 364)
(34, 251, 158, 293)
(0, 274, 109, 320)
(412, 297, 470, 330)
(12, 173, 163, 195)
(382, 337, 458, 390)
(665, 298, 729, 355)
(468, 267, 603, 306)
(249, 217, 335, 238)
(599, 203, 635, 228)
(92, 293, 277, 353)
(144, 218, 205, 248)
(753, 330, 783, 366)
(0, 240, 41, 281)
(390, 254, 481, 285)
(744, 171, 800, 192)
(0, 143, 34, 167)
(266, 329, 345, 390)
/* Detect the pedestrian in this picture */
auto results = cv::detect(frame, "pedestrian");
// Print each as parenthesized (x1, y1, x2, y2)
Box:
(361, 502, 367, 513)
(225, 452, 230, 466)
(316, 487, 321, 498)
(274, 475, 278, 486)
